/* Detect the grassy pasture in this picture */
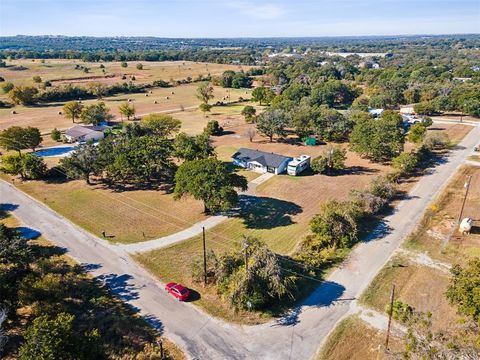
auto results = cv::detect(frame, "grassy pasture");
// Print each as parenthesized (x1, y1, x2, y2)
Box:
(0, 59, 250, 88)
(0, 83, 252, 133)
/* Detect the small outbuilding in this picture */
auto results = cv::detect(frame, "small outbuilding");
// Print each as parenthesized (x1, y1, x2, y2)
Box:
(64, 125, 107, 143)
(232, 148, 293, 175)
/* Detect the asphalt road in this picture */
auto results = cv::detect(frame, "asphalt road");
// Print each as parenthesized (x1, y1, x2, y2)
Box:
(2, 124, 479, 360)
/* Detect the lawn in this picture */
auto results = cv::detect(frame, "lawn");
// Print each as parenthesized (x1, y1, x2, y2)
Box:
(15, 179, 207, 244)
(317, 316, 402, 360)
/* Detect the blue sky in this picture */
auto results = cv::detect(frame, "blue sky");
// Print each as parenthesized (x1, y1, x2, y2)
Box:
(0, 0, 479, 37)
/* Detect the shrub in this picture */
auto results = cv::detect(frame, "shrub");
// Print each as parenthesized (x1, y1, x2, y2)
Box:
(392, 152, 418, 176)
(310, 200, 362, 248)
(369, 176, 397, 200)
(423, 132, 450, 150)
(311, 145, 346, 175)
(407, 123, 427, 144)
(51, 128, 61, 142)
(204, 120, 223, 136)
(386, 300, 414, 323)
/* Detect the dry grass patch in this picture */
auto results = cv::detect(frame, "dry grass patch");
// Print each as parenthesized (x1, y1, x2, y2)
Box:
(14, 178, 207, 244)
(359, 256, 460, 332)
(317, 315, 402, 360)
(0, 59, 251, 88)
(428, 123, 473, 144)
(404, 165, 480, 264)
(0, 83, 251, 133)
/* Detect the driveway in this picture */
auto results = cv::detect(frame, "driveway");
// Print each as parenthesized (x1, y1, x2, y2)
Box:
(2, 125, 479, 360)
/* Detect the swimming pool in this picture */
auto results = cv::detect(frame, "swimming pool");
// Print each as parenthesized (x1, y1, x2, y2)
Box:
(34, 146, 75, 157)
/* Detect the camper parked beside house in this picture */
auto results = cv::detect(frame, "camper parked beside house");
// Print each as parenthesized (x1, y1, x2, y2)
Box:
(287, 155, 311, 176)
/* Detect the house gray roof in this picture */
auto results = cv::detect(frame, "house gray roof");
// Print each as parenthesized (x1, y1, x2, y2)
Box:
(65, 125, 106, 138)
(232, 148, 292, 168)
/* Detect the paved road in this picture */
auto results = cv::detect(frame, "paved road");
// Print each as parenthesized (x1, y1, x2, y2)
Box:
(2, 125, 479, 360)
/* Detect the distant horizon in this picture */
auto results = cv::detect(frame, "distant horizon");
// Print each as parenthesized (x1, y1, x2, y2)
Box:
(1, 0, 478, 38)
(2, 33, 479, 39)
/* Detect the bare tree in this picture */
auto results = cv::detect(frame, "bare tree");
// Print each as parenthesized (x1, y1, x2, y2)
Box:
(245, 128, 256, 142)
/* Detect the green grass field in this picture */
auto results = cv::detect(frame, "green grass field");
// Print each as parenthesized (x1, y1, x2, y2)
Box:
(16, 179, 207, 244)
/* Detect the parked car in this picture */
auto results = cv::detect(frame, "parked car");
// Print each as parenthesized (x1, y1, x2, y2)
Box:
(165, 282, 190, 301)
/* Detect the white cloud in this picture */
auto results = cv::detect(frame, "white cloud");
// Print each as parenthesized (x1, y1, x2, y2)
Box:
(226, 1, 286, 20)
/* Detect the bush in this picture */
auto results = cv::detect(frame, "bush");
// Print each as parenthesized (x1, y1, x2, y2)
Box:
(311, 145, 346, 175)
(386, 300, 414, 323)
(423, 132, 450, 150)
(204, 120, 223, 136)
(310, 200, 362, 248)
(407, 123, 427, 144)
(51, 128, 61, 142)
(369, 176, 397, 200)
(392, 152, 418, 176)
(421, 116, 433, 127)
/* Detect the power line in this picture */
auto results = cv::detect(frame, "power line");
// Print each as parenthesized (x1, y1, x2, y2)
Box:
(0, 136, 328, 278)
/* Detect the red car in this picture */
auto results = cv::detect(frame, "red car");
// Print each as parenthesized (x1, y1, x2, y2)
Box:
(165, 282, 190, 301)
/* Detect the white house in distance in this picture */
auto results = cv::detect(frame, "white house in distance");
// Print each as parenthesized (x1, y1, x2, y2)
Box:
(64, 125, 107, 143)
(232, 148, 293, 175)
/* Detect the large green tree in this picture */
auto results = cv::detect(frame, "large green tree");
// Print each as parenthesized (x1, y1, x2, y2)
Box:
(174, 132, 215, 161)
(0, 126, 42, 155)
(80, 102, 112, 125)
(256, 108, 291, 142)
(349, 110, 404, 161)
(251, 87, 275, 106)
(174, 158, 247, 213)
(140, 113, 181, 137)
(63, 101, 84, 123)
(59, 142, 100, 185)
(196, 82, 214, 104)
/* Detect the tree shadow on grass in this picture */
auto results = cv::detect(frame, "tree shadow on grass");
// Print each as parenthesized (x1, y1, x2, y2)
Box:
(237, 195, 302, 230)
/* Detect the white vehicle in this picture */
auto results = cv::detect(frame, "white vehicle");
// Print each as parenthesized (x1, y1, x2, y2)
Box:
(287, 155, 311, 176)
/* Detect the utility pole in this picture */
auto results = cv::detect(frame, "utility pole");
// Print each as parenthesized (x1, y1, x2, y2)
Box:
(458, 175, 472, 223)
(202, 226, 207, 286)
(385, 284, 395, 349)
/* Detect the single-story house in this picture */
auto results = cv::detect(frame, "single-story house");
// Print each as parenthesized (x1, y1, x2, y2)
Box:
(232, 148, 293, 175)
(64, 125, 107, 143)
